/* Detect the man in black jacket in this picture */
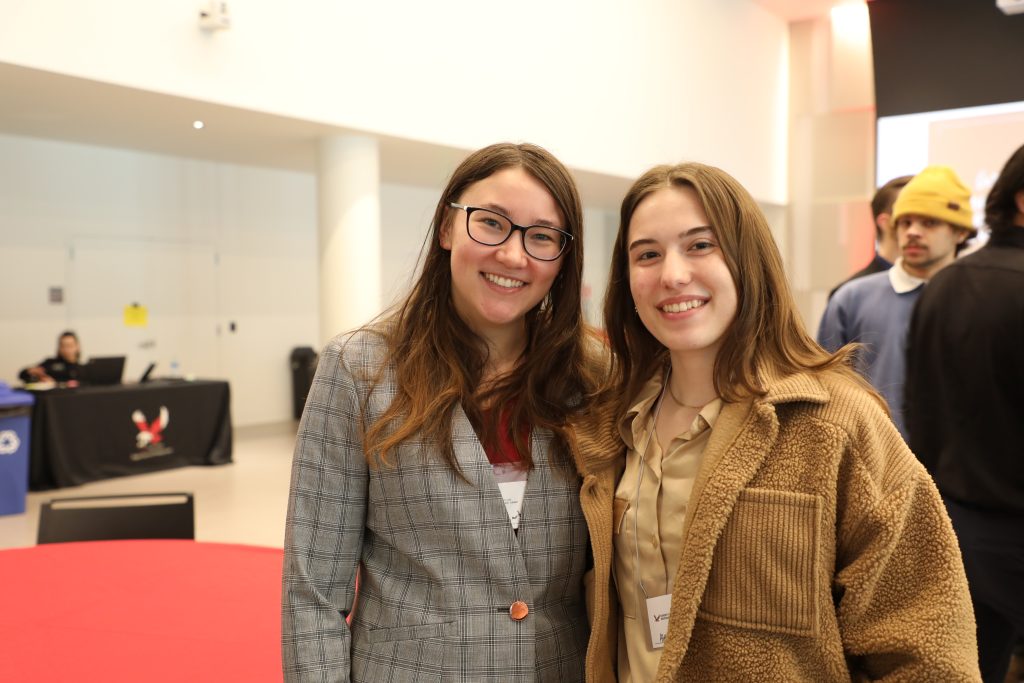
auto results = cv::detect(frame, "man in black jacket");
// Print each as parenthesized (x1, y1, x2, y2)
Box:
(905, 144, 1024, 683)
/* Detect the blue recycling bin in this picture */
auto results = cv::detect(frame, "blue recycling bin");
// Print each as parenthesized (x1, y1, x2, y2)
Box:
(0, 382, 34, 516)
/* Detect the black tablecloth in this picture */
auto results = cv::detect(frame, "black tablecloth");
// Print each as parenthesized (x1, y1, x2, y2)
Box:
(29, 380, 232, 490)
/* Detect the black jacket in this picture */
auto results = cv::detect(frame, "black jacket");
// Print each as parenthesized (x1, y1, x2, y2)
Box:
(18, 357, 81, 384)
(905, 229, 1024, 513)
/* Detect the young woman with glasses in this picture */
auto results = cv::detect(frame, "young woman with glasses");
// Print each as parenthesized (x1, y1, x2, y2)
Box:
(575, 162, 979, 681)
(283, 143, 608, 682)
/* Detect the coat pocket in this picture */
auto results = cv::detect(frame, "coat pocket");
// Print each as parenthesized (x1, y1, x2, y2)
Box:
(361, 619, 456, 643)
(698, 487, 822, 637)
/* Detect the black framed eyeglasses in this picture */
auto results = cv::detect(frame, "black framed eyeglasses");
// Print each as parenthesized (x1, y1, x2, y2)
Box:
(449, 203, 573, 261)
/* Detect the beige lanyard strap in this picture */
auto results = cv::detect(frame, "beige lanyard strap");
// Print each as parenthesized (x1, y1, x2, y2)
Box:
(632, 372, 668, 601)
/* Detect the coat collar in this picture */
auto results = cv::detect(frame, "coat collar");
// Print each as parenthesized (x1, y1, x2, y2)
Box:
(757, 367, 830, 406)
(888, 258, 926, 294)
(656, 368, 828, 678)
(988, 227, 1024, 249)
(574, 368, 829, 479)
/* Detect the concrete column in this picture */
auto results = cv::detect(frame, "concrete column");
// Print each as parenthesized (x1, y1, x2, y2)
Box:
(317, 134, 381, 346)
(787, 6, 875, 332)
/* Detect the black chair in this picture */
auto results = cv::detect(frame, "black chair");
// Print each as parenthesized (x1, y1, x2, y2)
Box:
(37, 492, 195, 544)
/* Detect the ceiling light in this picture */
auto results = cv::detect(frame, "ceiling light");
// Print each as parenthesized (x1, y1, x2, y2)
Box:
(997, 0, 1024, 15)
(193, 120, 205, 130)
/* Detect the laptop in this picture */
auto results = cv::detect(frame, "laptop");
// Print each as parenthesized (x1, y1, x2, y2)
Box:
(80, 356, 126, 386)
(139, 362, 157, 383)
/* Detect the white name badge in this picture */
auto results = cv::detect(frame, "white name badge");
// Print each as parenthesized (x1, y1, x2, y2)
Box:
(646, 593, 672, 649)
(493, 463, 528, 530)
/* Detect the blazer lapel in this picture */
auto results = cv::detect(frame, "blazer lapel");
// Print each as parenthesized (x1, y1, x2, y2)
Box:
(516, 428, 550, 554)
(518, 427, 549, 524)
(450, 403, 496, 489)
(657, 396, 780, 680)
(450, 403, 532, 583)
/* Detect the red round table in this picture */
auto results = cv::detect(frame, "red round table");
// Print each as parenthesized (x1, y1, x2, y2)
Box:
(0, 540, 283, 682)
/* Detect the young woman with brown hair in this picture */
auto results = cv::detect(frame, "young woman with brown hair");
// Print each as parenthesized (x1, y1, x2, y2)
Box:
(283, 142, 604, 682)
(577, 162, 979, 681)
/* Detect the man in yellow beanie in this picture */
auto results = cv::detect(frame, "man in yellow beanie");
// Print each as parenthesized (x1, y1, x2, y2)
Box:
(906, 145, 1024, 683)
(817, 165, 976, 438)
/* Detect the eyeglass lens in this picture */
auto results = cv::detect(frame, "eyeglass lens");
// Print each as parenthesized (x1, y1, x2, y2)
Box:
(466, 209, 566, 260)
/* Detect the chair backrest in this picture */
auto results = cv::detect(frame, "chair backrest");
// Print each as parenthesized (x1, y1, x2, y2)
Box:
(37, 492, 195, 544)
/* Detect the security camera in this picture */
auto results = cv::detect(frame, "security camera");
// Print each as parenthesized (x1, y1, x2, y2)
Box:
(199, 1, 231, 30)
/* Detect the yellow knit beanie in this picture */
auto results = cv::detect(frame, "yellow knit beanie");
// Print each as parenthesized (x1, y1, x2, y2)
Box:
(892, 165, 976, 236)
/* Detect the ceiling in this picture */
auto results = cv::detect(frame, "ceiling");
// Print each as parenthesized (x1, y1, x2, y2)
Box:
(752, 0, 851, 22)
(0, 3, 846, 209)
(0, 61, 632, 210)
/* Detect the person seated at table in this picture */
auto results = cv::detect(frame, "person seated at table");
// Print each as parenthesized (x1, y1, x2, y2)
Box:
(19, 331, 82, 385)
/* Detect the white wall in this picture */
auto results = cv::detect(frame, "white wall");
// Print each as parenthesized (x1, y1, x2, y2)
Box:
(0, 0, 789, 203)
(0, 133, 318, 426)
(378, 183, 440, 315)
(582, 207, 615, 327)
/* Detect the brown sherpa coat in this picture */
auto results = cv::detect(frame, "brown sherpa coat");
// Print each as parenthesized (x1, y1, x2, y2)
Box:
(572, 369, 980, 682)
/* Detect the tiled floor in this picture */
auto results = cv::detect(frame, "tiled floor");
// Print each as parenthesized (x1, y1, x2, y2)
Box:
(0, 421, 297, 550)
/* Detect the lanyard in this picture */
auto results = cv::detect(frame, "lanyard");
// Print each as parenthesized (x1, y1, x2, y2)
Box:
(632, 370, 669, 601)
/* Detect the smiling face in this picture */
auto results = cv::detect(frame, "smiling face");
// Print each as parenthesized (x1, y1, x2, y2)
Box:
(440, 166, 565, 345)
(627, 185, 738, 367)
(895, 213, 968, 279)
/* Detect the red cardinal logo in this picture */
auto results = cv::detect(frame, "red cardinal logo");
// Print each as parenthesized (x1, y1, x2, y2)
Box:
(131, 406, 169, 450)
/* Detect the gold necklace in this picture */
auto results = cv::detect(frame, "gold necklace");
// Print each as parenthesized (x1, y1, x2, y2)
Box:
(666, 375, 708, 411)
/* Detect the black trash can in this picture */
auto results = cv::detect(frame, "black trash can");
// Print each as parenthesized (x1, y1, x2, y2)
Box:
(290, 347, 318, 420)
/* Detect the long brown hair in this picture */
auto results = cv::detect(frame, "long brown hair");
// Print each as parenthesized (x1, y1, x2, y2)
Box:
(364, 142, 598, 471)
(603, 162, 877, 411)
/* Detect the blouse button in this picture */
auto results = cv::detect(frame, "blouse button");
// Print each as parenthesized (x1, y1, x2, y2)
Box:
(509, 601, 529, 621)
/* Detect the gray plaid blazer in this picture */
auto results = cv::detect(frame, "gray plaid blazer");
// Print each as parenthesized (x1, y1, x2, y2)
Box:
(282, 329, 590, 682)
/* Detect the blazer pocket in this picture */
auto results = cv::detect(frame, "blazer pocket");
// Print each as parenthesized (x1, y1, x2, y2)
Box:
(362, 620, 456, 644)
(699, 487, 822, 637)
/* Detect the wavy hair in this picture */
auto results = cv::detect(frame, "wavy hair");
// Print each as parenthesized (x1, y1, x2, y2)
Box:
(602, 162, 878, 412)
(364, 143, 599, 472)
(986, 143, 1024, 234)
